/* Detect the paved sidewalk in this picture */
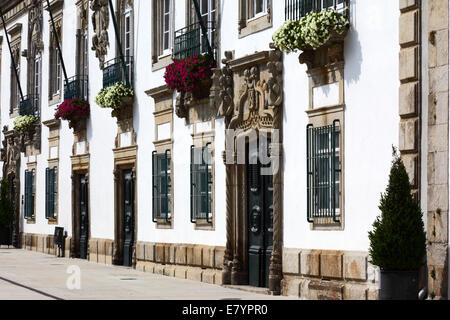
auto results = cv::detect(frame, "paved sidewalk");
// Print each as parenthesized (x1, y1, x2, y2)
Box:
(0, 248, 298, 300)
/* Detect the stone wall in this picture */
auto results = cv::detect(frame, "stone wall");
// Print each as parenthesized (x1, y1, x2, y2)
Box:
(21, 233, 71, 258)
(426, 0, 449, 300)
(281, 248, 379, 300)
(134, 242, 225, 286)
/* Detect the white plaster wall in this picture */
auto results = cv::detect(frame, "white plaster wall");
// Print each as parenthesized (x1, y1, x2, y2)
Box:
(282, 0, 400, 252)
(0, 0, 401, 252)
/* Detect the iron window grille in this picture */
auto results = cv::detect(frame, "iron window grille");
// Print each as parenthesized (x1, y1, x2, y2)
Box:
(45, 167, 57, 219)
(24, 170, 35, 219)
(102, 56, 134, 89)
(152, 150, 171, 223)
(64, 75, 89, 101)
(285, 0, 348, 21)
(173, 21, 216, 60)
(19, 95, 40, 118)
(190, 143, 213, 224)
(307, 120, 341, 223)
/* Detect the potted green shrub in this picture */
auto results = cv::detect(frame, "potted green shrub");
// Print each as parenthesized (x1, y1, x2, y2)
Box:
(368, 148, 426, 300)
(0, 179, 14, 246)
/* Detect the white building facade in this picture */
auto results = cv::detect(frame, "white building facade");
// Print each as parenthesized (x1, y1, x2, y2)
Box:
(0, 0, 448, 300)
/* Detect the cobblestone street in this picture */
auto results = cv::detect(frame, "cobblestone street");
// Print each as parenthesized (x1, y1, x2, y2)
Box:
(0, 248, 298, 300)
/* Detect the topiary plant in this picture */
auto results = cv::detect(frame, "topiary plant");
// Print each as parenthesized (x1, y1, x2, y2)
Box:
(0, 179, 14, 228)
(368, 147, 426, 271)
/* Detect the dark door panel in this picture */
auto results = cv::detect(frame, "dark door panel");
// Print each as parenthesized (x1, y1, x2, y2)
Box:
(79, 175, 89, 260)
(247, 141, 273, 288)
(123, 170, 135, 267)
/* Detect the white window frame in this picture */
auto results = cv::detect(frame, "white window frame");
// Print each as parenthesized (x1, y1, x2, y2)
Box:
(161, 0, 173, 58)
(248, 0, 268, 22)
(198, 0, 216, 56)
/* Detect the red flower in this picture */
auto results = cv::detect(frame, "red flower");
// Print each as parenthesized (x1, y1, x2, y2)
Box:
(164, 54, 216, 92)
(55, 98, 90, 121)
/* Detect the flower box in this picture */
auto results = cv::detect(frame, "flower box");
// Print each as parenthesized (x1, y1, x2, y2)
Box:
(164, 54, 215, 97)
(95, 82, 134, 111)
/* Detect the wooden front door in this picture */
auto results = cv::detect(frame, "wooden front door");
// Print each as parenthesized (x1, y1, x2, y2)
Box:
(247, 142, 274, 288)
(122, 170, 135, 267)
(79, 174, 89, 260)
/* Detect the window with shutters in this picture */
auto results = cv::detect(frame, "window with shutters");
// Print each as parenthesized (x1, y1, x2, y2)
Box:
(306, 120, 342, 225)
(45, 167, 57, 220)
(24, 170, 35, 220)
(152, 0, 174, 70)
(238, 0, 272, 38)
(48, 15, 63, 104)
(190, 143, 213, 226)
(152, 151, 171, 224)
(176, 0, 218, 60)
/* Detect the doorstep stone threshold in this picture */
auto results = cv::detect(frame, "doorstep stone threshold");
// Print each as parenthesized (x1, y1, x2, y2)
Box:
(222, 285, 272, 296)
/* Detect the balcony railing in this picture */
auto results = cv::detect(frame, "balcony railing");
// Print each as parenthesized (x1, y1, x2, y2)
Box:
(173, 21, 216, 60)
(103, 56, 134, 89)
(19, 95, 40, 118)
(64, 75, 89, 101)
(285, 0, 348, 21)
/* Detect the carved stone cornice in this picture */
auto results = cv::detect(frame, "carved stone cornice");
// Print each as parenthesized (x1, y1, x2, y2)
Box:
(219, 48, 283, 132)
(7, 23, 22, 37)
(0, 1, 27, 29)
(43, 118, 61, 129)
(43, 0, 64, 12)
(145, 84, 173, 100)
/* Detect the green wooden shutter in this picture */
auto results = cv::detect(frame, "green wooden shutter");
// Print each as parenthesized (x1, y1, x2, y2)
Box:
(24, 170, 29, 218)
(51, 168, 56, 218)
(45, 168, 50, 219)
(152, 151, 157, 223)
(30, 170, 35, 218)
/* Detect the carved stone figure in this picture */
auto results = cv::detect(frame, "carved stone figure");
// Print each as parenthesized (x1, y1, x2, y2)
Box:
(90, 0, 109, 69)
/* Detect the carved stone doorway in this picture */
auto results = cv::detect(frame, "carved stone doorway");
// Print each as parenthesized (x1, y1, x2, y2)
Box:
(217, 49, 284, 294)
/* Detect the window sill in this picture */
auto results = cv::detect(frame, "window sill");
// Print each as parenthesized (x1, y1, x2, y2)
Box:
(194, 219, 215, 231)
(155, 219, 173, 229)
(310, 217, 343, 231)
(239, 14, 272, 39)
(152, 54, 173, 72)
(26, 217, 36, 224)
(47, 217, 58, 225)
(48, 93, 61, 106)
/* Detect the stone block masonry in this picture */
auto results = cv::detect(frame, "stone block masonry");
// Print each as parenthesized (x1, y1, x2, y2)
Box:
(281, 248, 379, 300)
(426, 0, 449, 300)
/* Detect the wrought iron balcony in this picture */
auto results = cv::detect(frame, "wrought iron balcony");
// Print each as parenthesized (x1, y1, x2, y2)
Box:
(285, 0, 348, 21)
(19, 95, 40, 118)
(103, 56, 134, 89)
(174, 21, 216, 60)
(64, 75, 89, 101)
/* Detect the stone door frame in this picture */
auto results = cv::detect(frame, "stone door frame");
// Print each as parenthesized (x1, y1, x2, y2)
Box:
(112, 147, 137, 267)
(218, 49, 284, 294)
